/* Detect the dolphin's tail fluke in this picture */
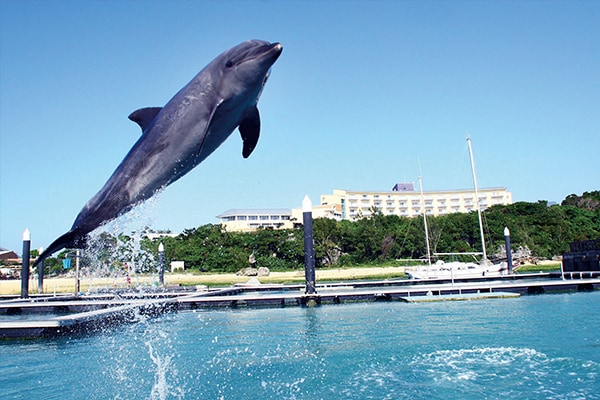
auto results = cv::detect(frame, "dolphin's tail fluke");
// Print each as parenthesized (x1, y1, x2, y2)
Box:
(33, 228, 87, 267)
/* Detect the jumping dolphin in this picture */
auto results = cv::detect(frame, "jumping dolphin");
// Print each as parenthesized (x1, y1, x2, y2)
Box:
(34, 40, 282, 266)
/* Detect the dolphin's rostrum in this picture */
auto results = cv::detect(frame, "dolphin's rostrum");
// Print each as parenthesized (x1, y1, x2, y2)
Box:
(34, 40, 282, 266)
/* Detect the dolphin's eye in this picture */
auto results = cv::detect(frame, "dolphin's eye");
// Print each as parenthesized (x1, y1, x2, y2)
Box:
(225, 60, 233, 68)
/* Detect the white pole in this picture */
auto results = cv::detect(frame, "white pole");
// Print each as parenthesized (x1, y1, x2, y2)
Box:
(419, 176, 432, 267)
(467, 135, 487, 262)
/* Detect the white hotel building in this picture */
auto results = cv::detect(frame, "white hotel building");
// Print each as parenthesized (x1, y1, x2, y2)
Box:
(321, 183, 512, 221)
(217, 208, 295, 232)
(217, 183, 512, 231)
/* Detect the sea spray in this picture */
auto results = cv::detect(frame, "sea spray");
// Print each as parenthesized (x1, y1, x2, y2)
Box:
(146, 328, 185, 400)
(95, 314, 185, 399)
(81, 191, 163, 291)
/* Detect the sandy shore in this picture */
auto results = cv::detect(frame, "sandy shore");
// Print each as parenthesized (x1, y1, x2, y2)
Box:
(0, 266, 408, 295)
(0, 261, 561, 296)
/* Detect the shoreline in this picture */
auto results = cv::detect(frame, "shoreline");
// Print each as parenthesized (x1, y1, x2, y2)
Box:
(0, 262, 561, 296)
(0, 266, 409, 295)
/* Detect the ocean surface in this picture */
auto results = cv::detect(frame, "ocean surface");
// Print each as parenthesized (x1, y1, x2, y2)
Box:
(1, 291, 599, 399)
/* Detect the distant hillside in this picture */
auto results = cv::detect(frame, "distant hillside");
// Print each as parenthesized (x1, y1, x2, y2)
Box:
(561, 191, 600, 211)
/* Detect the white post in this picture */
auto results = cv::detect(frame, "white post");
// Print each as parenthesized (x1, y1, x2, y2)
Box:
(419, 176, 432, 268)
(467, 135, 487, 262)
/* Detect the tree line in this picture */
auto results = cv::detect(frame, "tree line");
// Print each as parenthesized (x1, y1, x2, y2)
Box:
(37, 191, 600, 275)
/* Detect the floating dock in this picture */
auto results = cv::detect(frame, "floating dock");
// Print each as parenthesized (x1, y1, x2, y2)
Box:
(398, 291, 520, 302)
(1, 273, 599, 339)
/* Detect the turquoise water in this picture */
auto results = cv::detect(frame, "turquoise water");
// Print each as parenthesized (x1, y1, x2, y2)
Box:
(2, 291, 599, 399)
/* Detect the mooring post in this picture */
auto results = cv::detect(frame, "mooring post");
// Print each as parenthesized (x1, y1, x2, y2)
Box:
(504, 227, 513, 274)
(75, 249, 81, 295)
(303, 195, 317, 295)
(158, 242, 165, 286)
(21, 229, 31, 298)
(37, 246, 44, 294)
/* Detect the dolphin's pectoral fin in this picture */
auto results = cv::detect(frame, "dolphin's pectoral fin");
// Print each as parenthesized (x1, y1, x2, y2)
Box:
(128, 107, 163, 132)
(239, 106, 261, 158)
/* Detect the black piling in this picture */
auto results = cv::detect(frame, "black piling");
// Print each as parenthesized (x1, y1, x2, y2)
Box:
(303, 196, 317, 295)
(504, 227, 513, 274)
(20, 229, 30, 298)
(158, 242, 165, 286)
(37, 247, 44, 294)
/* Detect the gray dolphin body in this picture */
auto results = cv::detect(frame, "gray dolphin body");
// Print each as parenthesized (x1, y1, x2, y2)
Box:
(35, 40, 282, 266)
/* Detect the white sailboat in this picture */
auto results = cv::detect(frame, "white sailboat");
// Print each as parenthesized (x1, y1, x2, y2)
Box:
(407, 136, 509, 280)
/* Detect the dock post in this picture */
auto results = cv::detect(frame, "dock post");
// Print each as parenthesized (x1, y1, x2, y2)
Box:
(21, 229, 31, 298)
(303, 195, 317, 295)
(158, 242, 165, 286)
(75, 249, 81, 295)
(504, 227, 513, 274)
(37, 246, 44, 294)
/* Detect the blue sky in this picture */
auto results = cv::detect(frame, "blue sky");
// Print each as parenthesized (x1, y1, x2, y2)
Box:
(1, 0, 598, 254)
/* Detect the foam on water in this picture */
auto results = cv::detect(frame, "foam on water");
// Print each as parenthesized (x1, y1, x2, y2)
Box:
(410, 347, 572, 397)
(336, 346, 600, 400)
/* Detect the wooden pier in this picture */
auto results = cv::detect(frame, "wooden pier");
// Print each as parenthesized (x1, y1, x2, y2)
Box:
(1, 273, 599, 339)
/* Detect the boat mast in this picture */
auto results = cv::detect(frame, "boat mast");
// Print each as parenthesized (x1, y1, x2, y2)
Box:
(466, 135, 487, 262)
(419, 175, 432, 267)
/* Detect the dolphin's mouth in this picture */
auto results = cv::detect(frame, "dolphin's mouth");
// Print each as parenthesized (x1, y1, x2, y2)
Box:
(237, 42, 282, 66)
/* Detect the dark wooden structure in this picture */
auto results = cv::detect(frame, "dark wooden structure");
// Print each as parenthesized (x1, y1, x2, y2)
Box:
(562, 239, 600, 272)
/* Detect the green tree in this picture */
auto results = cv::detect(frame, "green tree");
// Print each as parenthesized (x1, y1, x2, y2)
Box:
(562, 191, 600, 211)
(91, 190, 600, 273)
(314, 218, 342, 267)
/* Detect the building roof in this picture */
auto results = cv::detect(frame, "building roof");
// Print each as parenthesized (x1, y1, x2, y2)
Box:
(0, 248, 19, 260)
(339, 187, 508, 195)
(217, 208, 292, 218)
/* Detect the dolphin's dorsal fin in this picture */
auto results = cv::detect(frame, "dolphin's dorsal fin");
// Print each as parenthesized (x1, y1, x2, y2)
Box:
(239, 106, 261, 158)
(128, 107, 162, 132)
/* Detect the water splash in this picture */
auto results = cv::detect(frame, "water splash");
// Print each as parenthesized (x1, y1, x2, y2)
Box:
(147, 336, 184, 400)
(96, 315, 185, 399)
(79, 191, 164, 291)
